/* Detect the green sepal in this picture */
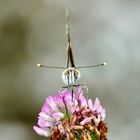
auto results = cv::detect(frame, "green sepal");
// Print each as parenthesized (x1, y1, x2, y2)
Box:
(90, 131, 97, 140)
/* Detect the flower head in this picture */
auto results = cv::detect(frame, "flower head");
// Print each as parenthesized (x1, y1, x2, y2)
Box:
(33, 87, 107, 140)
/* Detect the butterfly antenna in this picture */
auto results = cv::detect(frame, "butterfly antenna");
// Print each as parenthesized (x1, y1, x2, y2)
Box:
(37, 64, 65, 69)
(77, 62, 107, 69)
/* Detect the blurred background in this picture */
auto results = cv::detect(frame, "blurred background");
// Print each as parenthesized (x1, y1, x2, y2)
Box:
(0, 0, 140, 140)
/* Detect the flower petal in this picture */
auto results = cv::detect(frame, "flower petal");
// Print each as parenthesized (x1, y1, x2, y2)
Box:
(52, 112, 64, 121)
(93, 98, 106, 120)
(33, 126, 51, 137)
(88, 99, 94, 111)
(41, 102, 52, 115)
(93, 97, 102, 112)
(39, 112, 55, 122)
(63, 91, 74, 112)
(46, 96, 59, 112)
(80, 117, 93, 125)
(78, 92, 87, 107)
(38, 119, 54, 127)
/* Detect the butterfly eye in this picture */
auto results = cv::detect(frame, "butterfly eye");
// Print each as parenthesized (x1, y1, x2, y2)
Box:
(64, 70, 69, 76)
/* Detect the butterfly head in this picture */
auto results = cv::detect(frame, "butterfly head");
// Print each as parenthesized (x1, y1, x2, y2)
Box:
(62, 67, 81, 85)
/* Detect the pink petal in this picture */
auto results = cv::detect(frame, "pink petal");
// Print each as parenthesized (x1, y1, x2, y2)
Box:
(93, 97, 101, 111)
(64, 92, 72, 103)
(41, 102, 52, 115)
(38, 119, 54, 127)
(39, 112, 55, 122)
(93, 98, 106, 120)
(52, 112, 64, 121)
(100, 108, 106, 120)
(54, 95, 65, 110)
(80, 117, 93, 125)
(88, 99, 94, 111)
(33, 126, 51, 137)
(78, 93, 87, 107)
(46, 96, 59, 112)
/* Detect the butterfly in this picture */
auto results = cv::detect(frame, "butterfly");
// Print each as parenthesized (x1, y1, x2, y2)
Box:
(37, 10, 106, 96)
